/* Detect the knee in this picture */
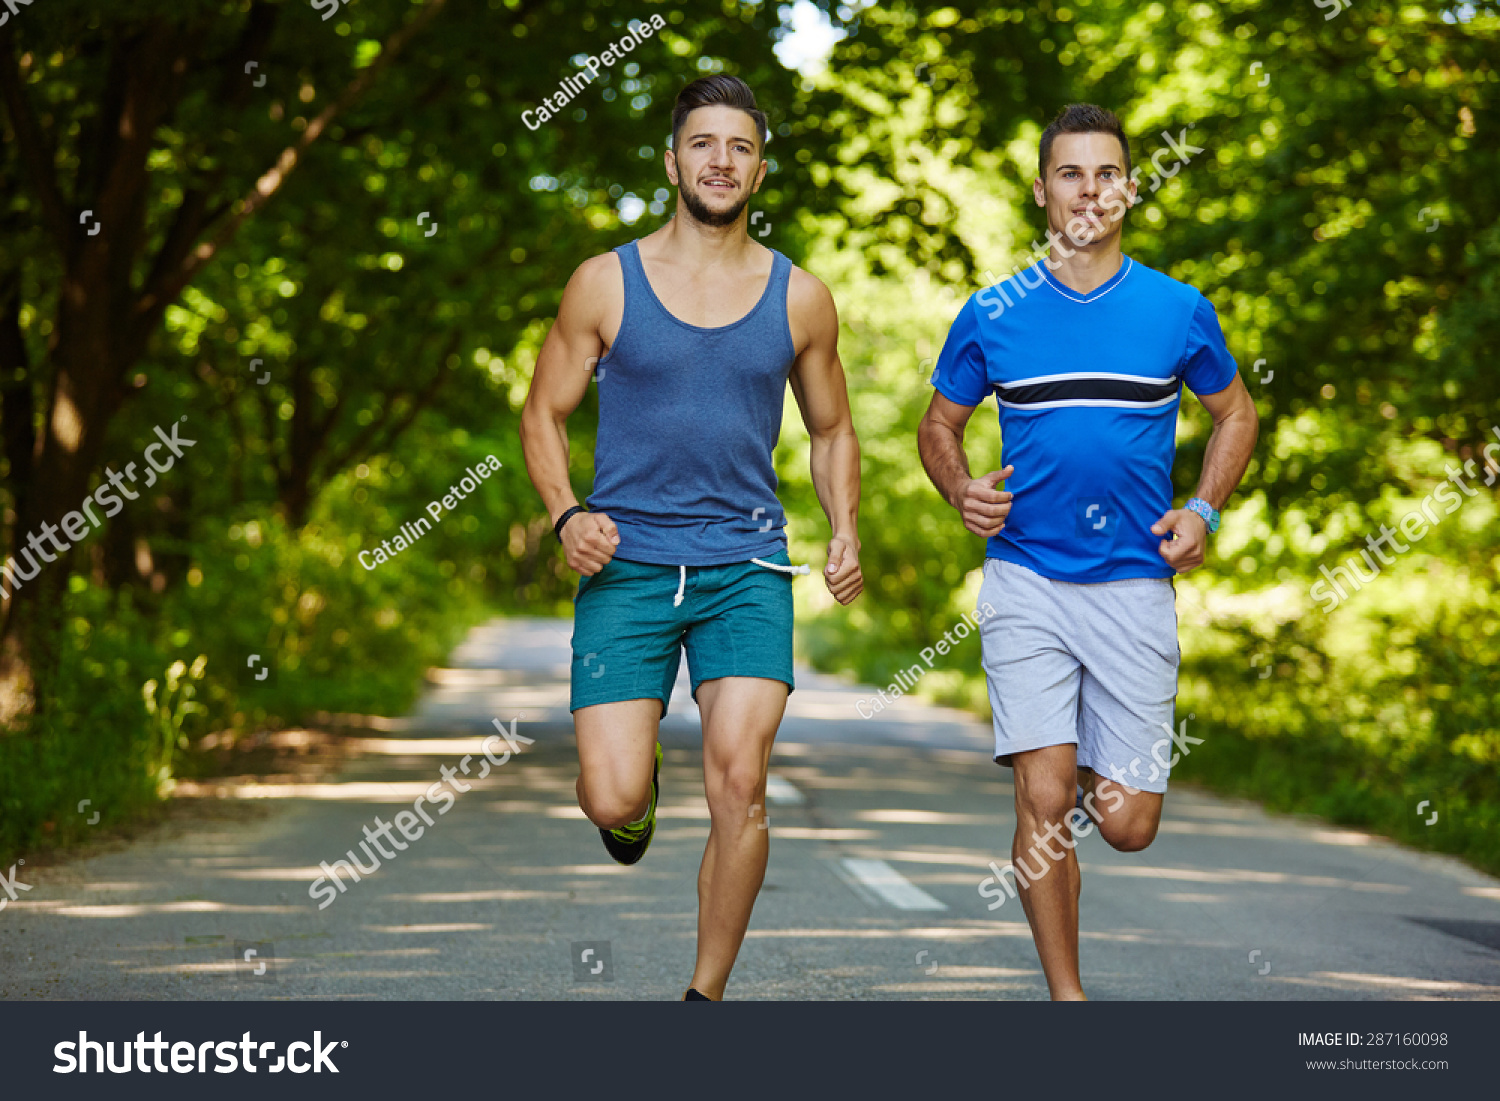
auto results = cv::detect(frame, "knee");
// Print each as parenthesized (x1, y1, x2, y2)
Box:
(579, 781, 648, 830)
(1014, 779, 1074, 829)
(705, 761, 763, 818)
(1100, 817, 1158, 853)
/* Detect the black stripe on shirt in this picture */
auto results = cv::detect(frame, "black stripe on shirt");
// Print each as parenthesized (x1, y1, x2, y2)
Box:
(995, 376, 1180, 406)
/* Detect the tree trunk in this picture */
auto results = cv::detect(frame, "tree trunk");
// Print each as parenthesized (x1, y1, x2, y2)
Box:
(0, 1, 446, 722)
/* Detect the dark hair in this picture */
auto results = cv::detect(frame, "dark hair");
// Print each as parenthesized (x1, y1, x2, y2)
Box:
(671, 75, 768, 154)
(1038, 103, 1132, 180)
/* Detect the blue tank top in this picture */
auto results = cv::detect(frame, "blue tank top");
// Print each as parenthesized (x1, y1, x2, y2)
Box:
(585, 238, 796, 566)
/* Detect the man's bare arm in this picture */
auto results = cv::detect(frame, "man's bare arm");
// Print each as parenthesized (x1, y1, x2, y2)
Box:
(1189, 373, 1258, 510)
(1151, 373, 1259, 573)
(518, 255, 621, 575)
(917, 392, 1014, 538)
(786, 269, 862, 604)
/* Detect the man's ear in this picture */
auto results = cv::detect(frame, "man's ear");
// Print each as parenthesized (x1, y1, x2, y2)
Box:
(664, 147, 679, 187)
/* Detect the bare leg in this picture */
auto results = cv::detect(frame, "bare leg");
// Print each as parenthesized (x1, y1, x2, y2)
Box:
(1011, 744, 1086, 1000)
(686, 676, 789, 1000)
(573, 698, 662, 828)
(1086, 773, 1164, 853)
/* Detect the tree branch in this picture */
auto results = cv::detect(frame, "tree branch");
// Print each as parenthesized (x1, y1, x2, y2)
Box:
(137, 0, 449, 317)
(0, 29, 68, 250)
(318, 331, 460, 485)
(0, 270, 35, 543)
(139, 3, 280, 302)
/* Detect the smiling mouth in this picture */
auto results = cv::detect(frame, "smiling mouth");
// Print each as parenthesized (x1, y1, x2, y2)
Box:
(701, 179, 736, 191)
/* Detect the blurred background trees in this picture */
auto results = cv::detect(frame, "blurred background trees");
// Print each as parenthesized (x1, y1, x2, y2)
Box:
(1, 0, 1496, 871)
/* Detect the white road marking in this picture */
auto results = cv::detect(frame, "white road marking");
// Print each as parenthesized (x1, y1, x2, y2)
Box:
(839, 858, 948, 911)
(765, 774, 805, 805)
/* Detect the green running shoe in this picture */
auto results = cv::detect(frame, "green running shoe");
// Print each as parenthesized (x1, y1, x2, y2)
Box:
(600, 742, 661, 866)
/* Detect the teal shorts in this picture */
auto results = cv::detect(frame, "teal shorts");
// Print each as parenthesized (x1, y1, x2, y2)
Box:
(570, 550, 796, 715)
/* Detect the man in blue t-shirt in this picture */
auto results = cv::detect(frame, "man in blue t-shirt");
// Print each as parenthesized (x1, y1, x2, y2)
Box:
(918, 104, 1258, 1000)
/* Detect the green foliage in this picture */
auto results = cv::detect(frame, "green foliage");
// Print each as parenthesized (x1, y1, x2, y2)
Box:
(772, 0, 1500, 874)
(3, 0, 803, 857)
(1176, 561, 1500, 876)
(142, 655, 209, 794)
(1, 0, 1497, 879)
(0, 583, 191, 855)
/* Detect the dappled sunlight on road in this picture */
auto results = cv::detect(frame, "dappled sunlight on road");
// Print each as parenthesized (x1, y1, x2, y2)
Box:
(381, 890, 570, 903)
(855, 809, 1004, 826)
(1271, 973, 1500, 999)
(1079, 863, 1409, 893)
(14, 901, 302, 918)
(8, 617, 1500, 1001)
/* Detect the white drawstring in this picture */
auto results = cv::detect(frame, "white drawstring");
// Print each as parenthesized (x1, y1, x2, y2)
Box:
(751, 558, 811, 576)
(672, 558, 808, 606)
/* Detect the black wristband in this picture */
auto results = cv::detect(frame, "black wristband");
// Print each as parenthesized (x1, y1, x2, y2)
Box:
(554, 506, 586, 541)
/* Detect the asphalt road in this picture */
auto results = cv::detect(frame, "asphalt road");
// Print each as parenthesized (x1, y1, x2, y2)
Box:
(4, 617, 1499, 1001)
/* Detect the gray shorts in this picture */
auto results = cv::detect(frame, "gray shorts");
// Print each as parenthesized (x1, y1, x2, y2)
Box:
(977, 558, 1180, 794)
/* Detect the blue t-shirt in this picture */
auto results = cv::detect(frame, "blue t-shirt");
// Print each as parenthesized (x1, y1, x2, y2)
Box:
(930, 255, 1238, 582)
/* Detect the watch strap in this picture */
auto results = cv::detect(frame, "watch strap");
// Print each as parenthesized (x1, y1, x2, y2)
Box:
(1185, 497, 1220, 534)
(554, 506, 586, 541)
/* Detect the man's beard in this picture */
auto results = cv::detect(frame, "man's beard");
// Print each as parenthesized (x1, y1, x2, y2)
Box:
(680, 179, 750, 227)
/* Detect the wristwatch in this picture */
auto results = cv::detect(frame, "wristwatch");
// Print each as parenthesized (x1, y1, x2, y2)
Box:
(1184, 497, 1220, 534)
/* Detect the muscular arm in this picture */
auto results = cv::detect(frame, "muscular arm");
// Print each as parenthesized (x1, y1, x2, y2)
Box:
(518, 256, 622, 574)
(1188, 373, 1258, 510)
(918, 392, 1013, 537)
(786, 269, 862, 604)
(1151, 372, 1259, 572)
